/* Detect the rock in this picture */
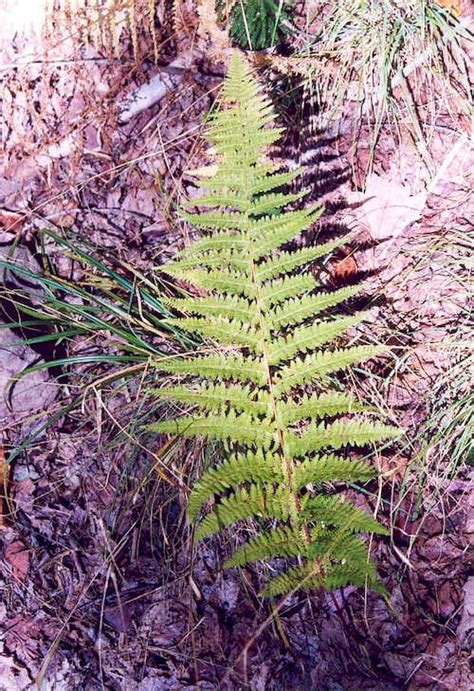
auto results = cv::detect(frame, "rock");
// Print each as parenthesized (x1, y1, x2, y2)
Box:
(458, 577, 474, 651)
(117, 52, 193, 125)
(0, 326, 55, 425)
(0, 650, 32, 690)
(0, 243, 57, 425)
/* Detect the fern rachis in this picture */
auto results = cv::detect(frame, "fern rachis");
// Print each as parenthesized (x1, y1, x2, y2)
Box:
(150, 54, 400, 597)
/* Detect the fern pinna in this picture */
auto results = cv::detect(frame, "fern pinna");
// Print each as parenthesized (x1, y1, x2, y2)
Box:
(151, 55, 399, 597)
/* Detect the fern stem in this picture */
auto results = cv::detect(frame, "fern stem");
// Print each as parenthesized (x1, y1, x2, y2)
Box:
(250, 259, 301, 525)
(241, 162, 306, 535)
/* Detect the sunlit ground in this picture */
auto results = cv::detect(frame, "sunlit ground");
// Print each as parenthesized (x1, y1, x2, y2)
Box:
(0, 1, 89, 60)
(1, 0, 51, 37)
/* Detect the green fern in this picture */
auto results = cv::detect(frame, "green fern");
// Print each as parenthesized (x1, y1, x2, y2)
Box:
(150, 54, 400, 597)
(217, 0, 292, 50)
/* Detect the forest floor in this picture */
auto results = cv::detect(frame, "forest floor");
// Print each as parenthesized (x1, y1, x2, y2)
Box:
(0, 2, 473, 689)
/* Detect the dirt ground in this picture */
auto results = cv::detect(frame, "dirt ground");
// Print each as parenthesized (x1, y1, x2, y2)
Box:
(0, 3, 473, 689)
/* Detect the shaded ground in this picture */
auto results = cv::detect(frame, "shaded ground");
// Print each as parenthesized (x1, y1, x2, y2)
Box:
(0, 3, 472, 689)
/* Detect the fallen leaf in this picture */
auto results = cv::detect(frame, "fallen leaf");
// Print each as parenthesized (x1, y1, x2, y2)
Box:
(347, 173, 426, 240)
(379, 454, 411, 482)
(435, 0, 461, 16)
(329, 255, 358, 283)
(5, 541, 30, 582)
(0, 653, 32, 690)
(184, 163, 219, 178)
(0, 209, 24, 234)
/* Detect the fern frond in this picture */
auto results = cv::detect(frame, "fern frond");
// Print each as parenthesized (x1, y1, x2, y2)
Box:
(308, 531, 385, 593)
(262, 562, 322, 597)
(308, 529, 375, 566)
(150, 410, 275, 448)
(212, 99, 276, 133)
(323, 563, 386, 594)
(288, 419, 400, 456)
(162, 267, 254, 297)
(249, 168, 302, 195)
(150, 383, 269, 416)
(165, 295, 257, 323)
(196, 169, 247, 192)
(274, 345, 387, 394)
(262, 554, 384, 597)
(293, 454, 377, 489)
(249, 190, 308, 216)
(195, 484, 292, 540)
(154, 353, 267, 385)
(219, 62, 260, 98)
(163, 317, 261, 350)
(272, 286, 361, 328)
(224, 526, 307, 568)
(256, 239, 349, 282)
(277, 392, 369, 426)
(150, 54, 400, 598)
(224, 97, 275, 127)
(177, 225, 246, 250)
(213, 130, 281, 153)
(166, 249, 250, 273)
(260, 274, 317, 307)
(243, 205, 319, 238)
(252, 205, 323, 259)
(195, 164, 279, 193)
(183, 192, 247, 211)
(188, 450, 282, 520)
(267, 315, 364, 366)
(303, 495, 390, 535)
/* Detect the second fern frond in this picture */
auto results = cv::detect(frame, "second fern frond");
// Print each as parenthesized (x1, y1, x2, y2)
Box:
(217, 0, 292, 50)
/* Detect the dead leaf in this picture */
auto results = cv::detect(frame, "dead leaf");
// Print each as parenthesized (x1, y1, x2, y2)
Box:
(347, 173, 426, 240)
(379, 454, 410, 482)
(0, 209, 24, 234)
(184, 163, 219, 178)
(329, 255, 358, 283)
(435, 0, 462, 16)
(4, 540, 30, 582)
(174, 0, 199, 41)
(185, 147, 219, 178)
